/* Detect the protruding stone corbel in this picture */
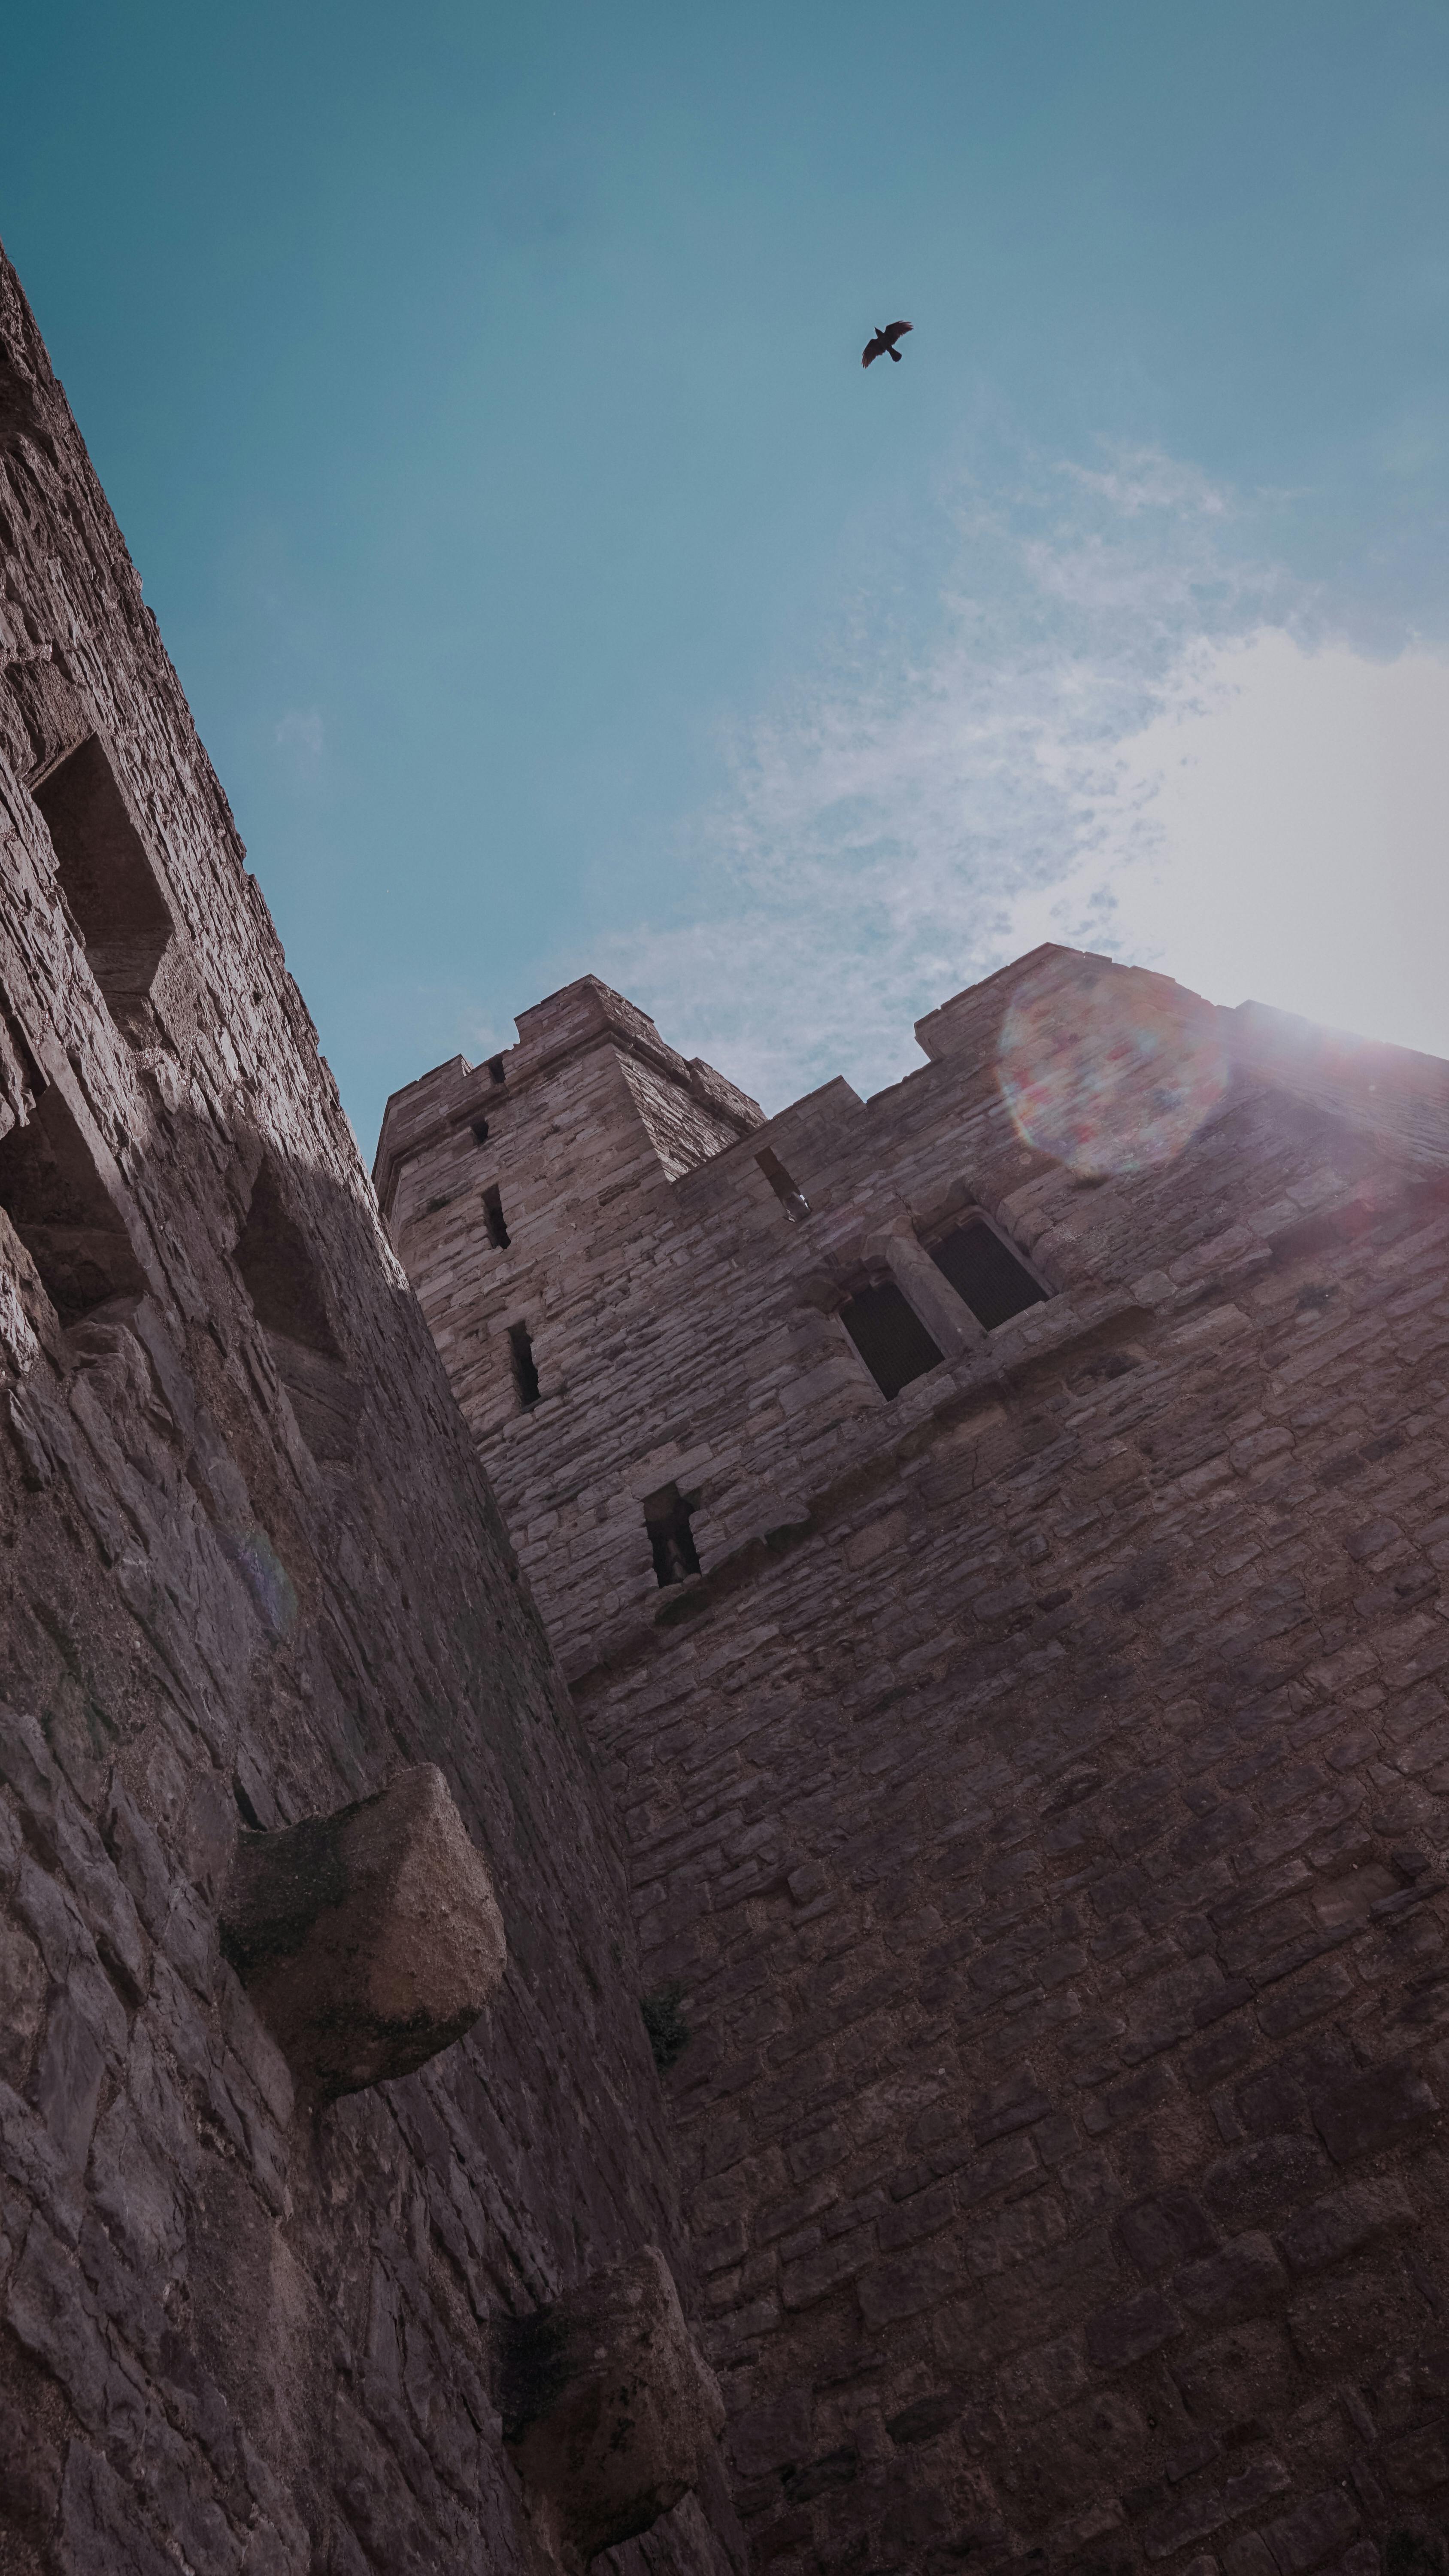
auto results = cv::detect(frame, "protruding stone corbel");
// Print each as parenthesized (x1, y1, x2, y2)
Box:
(499, 2247, 724, 2571)
(221, 1763, 505, 2100)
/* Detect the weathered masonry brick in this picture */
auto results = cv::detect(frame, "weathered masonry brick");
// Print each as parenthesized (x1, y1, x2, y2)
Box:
(386, 937, 1449, 2572)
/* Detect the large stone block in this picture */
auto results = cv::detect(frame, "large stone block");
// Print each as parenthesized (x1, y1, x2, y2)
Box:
(221, 1764, 505, 2099)
(500, 2245, 724, 2570)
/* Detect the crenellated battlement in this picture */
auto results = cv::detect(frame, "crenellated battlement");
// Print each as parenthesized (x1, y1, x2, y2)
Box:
(374, 972, 762, 1227)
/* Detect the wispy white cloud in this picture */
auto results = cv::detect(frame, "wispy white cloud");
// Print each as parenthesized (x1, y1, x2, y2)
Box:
(582, 445, 1299, 1106)
(522, 438, 1447, 1113)
(1054, 449, 1231, 519)
(275, 708, 325, 762)
(1019, 629, 1449, 1060)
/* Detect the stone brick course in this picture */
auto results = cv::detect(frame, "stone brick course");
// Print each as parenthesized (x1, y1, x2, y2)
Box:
(385, 942, 1449, 2575)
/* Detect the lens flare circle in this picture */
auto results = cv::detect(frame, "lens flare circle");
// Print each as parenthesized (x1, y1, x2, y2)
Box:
(223, 1525, 298, 1639)
(997, 954, 1228, 1179)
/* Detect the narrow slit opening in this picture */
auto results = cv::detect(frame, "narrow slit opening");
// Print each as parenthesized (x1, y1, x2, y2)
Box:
(233, 1777, 265, 1832)
(928, 1218, 1046, 1330)
(643, 1482, 700, 1587)
(482, 1185, 511, 1250)
(487, 1055, 507, 1087)
(756, 1147, 810, 1223)
(509, 1321, 540, 1409)
(470, 1118, 489, 1146)
(840, 1281, 943, 1400)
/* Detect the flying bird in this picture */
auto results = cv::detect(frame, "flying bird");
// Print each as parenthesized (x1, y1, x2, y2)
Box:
(862, 320, 913, 369)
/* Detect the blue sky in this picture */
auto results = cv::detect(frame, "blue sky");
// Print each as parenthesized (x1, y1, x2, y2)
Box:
(3, 1, 1448, 1146)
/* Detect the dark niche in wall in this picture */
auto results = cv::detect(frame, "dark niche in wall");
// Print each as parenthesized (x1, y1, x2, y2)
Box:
(30, 733, 175, 1042)
(756, 1147, 810, 1223)
(644, 1483, 700, 1586)
(0, 1084, 145, 1324)
(235, 1160, 361, 1461)
(929, 1217, 1046, 1331)
(840, 1280, 943, 1400)
(509, 1320, 541, 1410)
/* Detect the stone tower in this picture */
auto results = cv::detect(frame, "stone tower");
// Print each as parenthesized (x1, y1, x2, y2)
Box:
(381, 950, 1449, 2572)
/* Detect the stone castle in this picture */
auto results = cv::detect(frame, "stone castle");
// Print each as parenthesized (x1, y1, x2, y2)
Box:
(1, 240, 1448, 2576)
(375, 951, 1449, 2576)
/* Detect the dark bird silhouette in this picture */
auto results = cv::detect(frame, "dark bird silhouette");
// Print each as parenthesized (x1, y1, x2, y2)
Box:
(862, 320, 913, 369)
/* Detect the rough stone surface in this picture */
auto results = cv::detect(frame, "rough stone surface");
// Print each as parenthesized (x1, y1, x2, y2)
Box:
(221, 1763, 507, 2098)
(502, 2245, 727, 2570)
(0, 247, 741, 2576)
(383, 949, 1449, 2574)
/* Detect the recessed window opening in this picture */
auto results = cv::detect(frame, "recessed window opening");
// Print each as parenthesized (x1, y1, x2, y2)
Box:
(235, 1163, 340, 1357)
(508, 1321, 540, 1409)
(487, 1055, 506, 1086)
(840, 1281, 943, 1401)
(643, 1483, 700, 1587)
(30, 734, 174, 1041)
(470, 1118, 489, 1146)
(482, 1185, 511, 1250)
(0, 1085, 146, 1324)
(234, 1160, 359, 1461)
(929, 1218, 1046, 1331)
(756, 1147, 809, 1223)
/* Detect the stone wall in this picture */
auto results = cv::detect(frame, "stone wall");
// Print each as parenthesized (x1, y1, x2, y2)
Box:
(0, 248, 742, 2576)
(382, 948, 1449, 2576)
